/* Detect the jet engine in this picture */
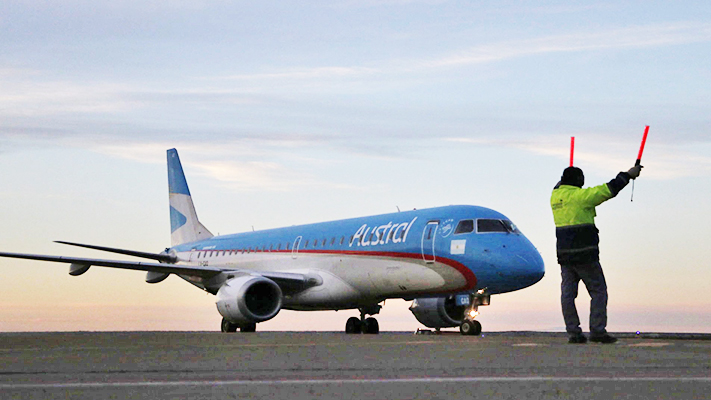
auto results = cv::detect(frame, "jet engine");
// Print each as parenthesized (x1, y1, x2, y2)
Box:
(216, 275, 283, 324)
(409, 296, 466, 328)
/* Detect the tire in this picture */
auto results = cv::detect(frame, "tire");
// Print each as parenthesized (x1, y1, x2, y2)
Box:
(221, 318, 237, 333)
(345, 317, 362, 334)
(363, 317, 379, 334)
(240, 323, 257, 332)
(460, 320, 482, 336)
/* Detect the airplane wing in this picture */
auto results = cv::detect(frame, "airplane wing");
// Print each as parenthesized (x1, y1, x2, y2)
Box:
(0, 251, 222, 277)
(0, 251, 314, 292)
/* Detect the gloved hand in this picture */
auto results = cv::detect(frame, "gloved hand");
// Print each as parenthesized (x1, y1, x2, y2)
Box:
(627, 164, 643, 179)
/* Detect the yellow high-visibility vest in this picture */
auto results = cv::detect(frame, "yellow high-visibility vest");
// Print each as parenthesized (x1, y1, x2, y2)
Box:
(551, 184, 613, 228)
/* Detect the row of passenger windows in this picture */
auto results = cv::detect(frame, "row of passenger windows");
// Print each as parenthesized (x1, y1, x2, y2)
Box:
(194, 235, 351, 259)
(193, 227, 414, 259)
(192, 219, 518, 258)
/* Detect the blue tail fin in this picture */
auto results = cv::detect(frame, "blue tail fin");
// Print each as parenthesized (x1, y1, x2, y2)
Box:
(167, 149, 213, 246)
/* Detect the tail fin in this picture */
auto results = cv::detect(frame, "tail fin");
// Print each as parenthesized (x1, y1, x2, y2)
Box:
(167, 149, 213, 246)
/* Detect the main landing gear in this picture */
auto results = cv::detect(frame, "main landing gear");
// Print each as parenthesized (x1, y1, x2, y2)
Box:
(345, 305, 381, 334)
(221, 318, 257, 333)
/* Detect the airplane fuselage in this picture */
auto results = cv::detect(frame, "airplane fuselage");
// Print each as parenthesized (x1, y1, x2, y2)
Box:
(170, 205, 545, 311)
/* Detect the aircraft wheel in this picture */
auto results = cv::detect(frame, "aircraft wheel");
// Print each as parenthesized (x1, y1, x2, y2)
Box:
(345, 317, 362, 334)
(460, 320, 482, 336)
(221, 318, 238, 333)
(241, 323, 257, 332)
(363, 317, 379, 334)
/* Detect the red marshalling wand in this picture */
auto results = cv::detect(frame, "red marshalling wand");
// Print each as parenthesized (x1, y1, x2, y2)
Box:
(631, 125, 650, 201)
(569, 137, 575, 167)
(636, 125, 649, 166)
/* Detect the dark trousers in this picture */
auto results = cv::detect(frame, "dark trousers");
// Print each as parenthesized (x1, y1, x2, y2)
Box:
(560, 261, 608, 335)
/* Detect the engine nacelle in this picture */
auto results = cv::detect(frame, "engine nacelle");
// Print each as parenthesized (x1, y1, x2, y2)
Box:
(216, 275, 283, 324)
(409, 296, 466, 328)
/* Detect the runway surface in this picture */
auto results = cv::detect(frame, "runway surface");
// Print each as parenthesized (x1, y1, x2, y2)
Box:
(1, 331, 710, 399)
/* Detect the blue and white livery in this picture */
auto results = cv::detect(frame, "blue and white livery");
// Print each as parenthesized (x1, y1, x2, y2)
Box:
(0, 149, 545, 335)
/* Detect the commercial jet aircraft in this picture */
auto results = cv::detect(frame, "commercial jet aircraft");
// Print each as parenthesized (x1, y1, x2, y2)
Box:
(0, 149, 545, 335)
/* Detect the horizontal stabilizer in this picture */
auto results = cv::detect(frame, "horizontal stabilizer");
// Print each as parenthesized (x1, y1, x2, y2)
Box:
(55, 241, 177, 263)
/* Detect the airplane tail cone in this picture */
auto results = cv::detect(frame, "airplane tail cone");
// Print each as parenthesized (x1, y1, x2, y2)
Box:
(167, 149, 213, 246)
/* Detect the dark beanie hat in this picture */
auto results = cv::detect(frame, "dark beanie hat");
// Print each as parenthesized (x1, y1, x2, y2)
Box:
(561, 166, 584, 187)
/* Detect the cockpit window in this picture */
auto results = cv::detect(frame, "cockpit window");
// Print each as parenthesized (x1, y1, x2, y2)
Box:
(477, 219, 520, 234)
(454, 219, 474, 234)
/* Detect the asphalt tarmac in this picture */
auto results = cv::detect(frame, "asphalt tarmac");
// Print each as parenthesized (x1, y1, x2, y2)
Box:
(1, 331, 710, 399)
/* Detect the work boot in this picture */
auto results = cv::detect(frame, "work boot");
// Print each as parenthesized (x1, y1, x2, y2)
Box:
(568, 333, 587, 344)
(590, 333, 618, 344)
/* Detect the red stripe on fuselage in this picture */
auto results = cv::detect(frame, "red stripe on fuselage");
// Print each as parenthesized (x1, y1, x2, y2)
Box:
(189, 248, 477, 293)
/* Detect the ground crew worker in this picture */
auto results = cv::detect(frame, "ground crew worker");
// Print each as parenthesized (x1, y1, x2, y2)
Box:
(551, 164, 642, 344)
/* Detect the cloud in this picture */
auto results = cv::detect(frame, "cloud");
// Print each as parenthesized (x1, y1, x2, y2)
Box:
(90, 140, 360, 192)
(420, 22, 711, 69)
(215, 67, 380, 82)
(0, 78, 134, 116)
(444, 135, 711, 180)
(208, 22, 711, 85)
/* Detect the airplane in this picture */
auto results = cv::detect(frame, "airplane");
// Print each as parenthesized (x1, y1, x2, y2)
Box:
(0, 149, 545, 335)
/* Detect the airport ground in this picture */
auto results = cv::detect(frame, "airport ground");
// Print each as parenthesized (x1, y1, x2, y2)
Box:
(1, 331, 710, 399)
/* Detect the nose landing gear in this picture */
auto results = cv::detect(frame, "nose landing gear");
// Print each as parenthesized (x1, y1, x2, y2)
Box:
(460, 319, 482, 335)
(459, 289, 490, 336)
(345, 305, 381, 334)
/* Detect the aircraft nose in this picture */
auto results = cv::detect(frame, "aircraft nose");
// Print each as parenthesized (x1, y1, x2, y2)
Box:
(500, 239, 545, 289)
(517, 247, 545, 286)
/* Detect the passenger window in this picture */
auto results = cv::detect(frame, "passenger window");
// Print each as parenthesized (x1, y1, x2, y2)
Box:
(331, 237, 335, 246)
(349, 235, 354, 245)
(277, 243, 281, 251)
(304, 240, 309, 248)
(322, 239, 326, 246)
(197, 252, 201, 259)
(340, 236, 344, 245)
(454, 220, 474, 234)
(286, 243, 291, 250)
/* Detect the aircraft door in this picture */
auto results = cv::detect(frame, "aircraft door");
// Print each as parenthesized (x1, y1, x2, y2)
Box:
(292, 236, 302, 259)
(421, 221, 439, 263)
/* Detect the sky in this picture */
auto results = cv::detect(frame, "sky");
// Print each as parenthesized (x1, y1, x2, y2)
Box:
(1, 0, 710, 333)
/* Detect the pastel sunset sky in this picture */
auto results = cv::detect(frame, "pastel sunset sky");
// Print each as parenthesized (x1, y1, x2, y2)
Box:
(1, 1, 709, 332)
